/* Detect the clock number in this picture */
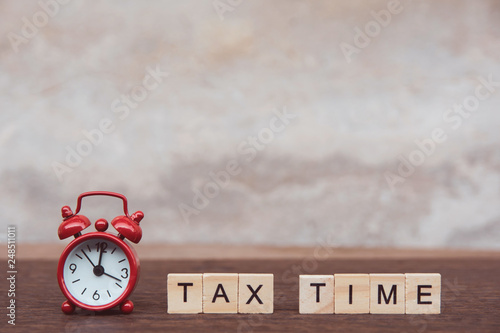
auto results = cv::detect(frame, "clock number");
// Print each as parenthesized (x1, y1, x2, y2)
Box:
(93, 290, 100, 300)
(121, 268, 129, 279)
(96, 242, 108, 253)
(69, 263, 77, 274)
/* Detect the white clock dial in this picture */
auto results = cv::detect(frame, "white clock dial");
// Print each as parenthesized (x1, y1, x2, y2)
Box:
(63, 237, 131, 306)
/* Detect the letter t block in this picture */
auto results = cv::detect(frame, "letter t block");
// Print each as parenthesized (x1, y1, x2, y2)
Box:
(167, 273, 203, 314)
(299, 275, 334, 314)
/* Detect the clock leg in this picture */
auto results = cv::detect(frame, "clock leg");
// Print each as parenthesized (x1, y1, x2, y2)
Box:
(120, 300, 134, 314)
(61, 300, 75, 314)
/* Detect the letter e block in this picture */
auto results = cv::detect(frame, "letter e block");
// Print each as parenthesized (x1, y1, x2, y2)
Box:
(370, 274, 405, 314)
(238, 274, 274, 314)
(405, 273, 441, 314)
(299, 275, 334, 314)
(334, 274, 370, 314)
(167, 273, 203, 314)
(203, 273, 238, 313)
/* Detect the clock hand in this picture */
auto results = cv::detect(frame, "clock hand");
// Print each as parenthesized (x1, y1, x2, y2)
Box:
(103, 272, 122, 282)
(98, 244, 104, 266)
(81, 249, 95, 267)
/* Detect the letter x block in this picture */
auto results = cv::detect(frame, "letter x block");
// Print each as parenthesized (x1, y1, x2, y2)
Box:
(203, 273, 238, 313)
(299, 275, 334, 314)
(238, 274, 274, 313)
(370, 274, 405, 314)
(167, 273, 203, 314)
(405, 273, 441, 314)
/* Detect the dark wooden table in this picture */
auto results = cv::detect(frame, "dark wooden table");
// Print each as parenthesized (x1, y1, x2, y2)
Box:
(5, 256, 500, 332)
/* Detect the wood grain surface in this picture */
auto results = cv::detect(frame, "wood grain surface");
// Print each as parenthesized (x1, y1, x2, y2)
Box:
(4, 256, 500, 332)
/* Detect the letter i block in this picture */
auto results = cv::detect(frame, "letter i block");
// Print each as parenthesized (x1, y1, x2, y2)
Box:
(238, 274, 274, 314)
(299, 275, 334, 314)
(370, 274, 405, 314)
(405, 273, 441, 314)
(203, 273, 238, 313)
(334, 274, 370, 314)
(167, 274, 203, 314)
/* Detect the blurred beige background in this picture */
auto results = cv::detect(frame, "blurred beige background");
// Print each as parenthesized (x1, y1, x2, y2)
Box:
(1, 0, 499, 249)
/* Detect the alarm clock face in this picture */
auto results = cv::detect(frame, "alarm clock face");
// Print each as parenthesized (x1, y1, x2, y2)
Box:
(62, 237, 132, 306)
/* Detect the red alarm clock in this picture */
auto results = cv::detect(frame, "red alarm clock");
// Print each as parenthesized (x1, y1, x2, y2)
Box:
(57, 191, 144, 314)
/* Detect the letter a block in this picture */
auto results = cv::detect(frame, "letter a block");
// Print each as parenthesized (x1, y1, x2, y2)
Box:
(238, 274, 274, 314)
(203, 273, 238, 313)
(405, 273, 441, 314)
(167, 273, 203, 314)
(370, 274, 405, 314)
(299, 275, 334, 314)
(334, 274, 370, 314)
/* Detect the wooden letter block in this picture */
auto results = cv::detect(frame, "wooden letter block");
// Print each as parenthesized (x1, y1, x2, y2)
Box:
(238, 274, 274, 314)
(334, 274, 370, 314)
(405, 273, 441, 314)
(203, 273, 238, 313)
(167, 273, 203, 314)
(299, 275, 334, 314)
(369, 274, 405, 314)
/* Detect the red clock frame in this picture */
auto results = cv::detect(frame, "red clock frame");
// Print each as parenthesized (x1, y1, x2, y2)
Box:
(57, 232, 140, 312)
